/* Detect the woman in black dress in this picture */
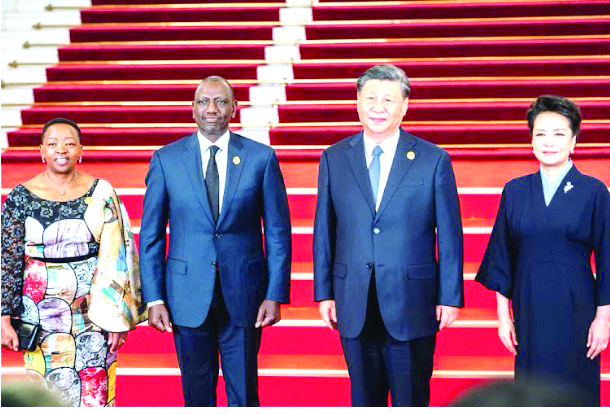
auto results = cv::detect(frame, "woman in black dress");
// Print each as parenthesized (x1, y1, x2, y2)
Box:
(476, 96, 609, 406)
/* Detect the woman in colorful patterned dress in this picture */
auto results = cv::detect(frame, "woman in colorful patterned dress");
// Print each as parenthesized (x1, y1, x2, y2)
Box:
(1, 118, 146, 406)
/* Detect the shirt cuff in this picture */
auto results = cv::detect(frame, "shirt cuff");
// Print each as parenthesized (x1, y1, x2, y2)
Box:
(147, 300, 165, 309)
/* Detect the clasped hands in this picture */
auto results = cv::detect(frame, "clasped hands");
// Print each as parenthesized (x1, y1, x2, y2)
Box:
(147, 300, 281, 332)
(318, 300, 459, 331)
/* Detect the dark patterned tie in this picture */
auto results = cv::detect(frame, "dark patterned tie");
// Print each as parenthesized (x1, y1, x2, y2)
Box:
(205, 145, 220, 223)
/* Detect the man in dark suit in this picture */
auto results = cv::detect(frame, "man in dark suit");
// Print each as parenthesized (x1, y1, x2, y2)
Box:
(313, 65, 464, 406)
(139, 76, 292, 406)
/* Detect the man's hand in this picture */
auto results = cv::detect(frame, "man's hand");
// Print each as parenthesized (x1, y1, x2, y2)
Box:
(108, 332, 128, 353)
(319, 300, 337, 331)
(1, 316, 19, 352)
(148, 304, 172, 333)
(436, 305, 459, 330)
(255, 300, 281, 328)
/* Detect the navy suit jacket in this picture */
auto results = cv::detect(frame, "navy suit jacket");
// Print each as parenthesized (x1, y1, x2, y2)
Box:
(139, 132, 292, 328)
(313, 129, 464, 341)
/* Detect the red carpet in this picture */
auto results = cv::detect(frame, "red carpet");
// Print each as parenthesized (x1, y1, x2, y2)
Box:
(2, 0, 610, 406)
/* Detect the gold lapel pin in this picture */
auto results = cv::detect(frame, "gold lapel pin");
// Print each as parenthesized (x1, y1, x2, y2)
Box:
(233, 156, 241, 165)
(406, 151, 416, 160)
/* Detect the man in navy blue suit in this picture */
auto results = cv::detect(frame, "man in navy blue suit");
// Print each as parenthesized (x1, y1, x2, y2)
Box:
(139, 76, 292, 406)
(313, 65, 464, 406)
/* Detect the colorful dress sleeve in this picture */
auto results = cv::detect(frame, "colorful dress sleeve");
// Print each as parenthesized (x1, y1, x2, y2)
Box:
(87, 181, 147, 331)
(1, 189, 26, 316)
(475, 187, 516, 299)
(592, 181, 610, 306)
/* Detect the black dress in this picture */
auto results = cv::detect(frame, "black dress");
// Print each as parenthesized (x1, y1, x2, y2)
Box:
(476, 166, 610, 406)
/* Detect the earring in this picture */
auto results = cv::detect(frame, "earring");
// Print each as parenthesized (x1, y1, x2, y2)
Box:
(79, 156, 82, 163)
(42, 156, 46, 163)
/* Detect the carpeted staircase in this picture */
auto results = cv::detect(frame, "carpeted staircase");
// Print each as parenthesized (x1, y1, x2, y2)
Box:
(2, 0, 609, 406)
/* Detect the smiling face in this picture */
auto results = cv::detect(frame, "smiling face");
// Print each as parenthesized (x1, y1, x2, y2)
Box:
(192, 79, 237, 142)
(531, 111, 576, 169)
(40, 123, 83, 174)
(357, 79, 409, 142)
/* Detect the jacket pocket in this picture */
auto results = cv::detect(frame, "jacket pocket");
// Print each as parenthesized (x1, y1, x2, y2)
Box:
(166, 258, 187, 275)
(407, 263, 435, 279)
(333, 263, 347, 279)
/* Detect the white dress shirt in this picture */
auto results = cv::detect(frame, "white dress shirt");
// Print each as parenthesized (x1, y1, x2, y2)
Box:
(147, 129, 231, 309)
(198, 129, 230, 215)
(363, 130, 400, 211)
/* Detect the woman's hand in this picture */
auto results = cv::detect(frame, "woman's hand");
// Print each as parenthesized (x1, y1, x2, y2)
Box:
(587, 305, 610, 360)
(496, 292, 518, 355)
(108, 332, 128, 353)
(498, 316, 518, 355)
(1, 315, 20, 352)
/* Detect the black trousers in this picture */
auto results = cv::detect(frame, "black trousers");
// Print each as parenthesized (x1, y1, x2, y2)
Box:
(340, 278, 436, 407)
(172, 275, 262, 406)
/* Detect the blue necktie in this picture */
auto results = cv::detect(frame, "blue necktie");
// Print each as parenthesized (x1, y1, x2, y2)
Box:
(369, 145, 383, 206)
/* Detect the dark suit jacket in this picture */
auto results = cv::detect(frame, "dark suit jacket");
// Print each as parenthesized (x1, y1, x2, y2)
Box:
(139, 132, 292, 328)
(313, 129, 464, 341)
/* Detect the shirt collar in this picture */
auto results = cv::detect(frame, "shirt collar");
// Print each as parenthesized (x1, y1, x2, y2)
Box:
(197, 129, 230, 154)
(363, 130, 400, 158)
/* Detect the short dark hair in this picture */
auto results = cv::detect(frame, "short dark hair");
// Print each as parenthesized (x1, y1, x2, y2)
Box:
(526, 95, 581, 137)
(356, 65, 411, 98)
(41, 118, 82, 144)
(198, 75, 235, 101)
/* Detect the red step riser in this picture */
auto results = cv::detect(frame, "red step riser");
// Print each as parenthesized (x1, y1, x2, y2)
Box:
(58, 46, 267, 62)
(70, 27, 274, 42)
(91, 0, 275, 4)
(9, 124, 610, 147)
(32, 81, 610, 103)
(46, 64, 260, 82)
(312, 4, 610, 21)
(57, 41, 610, 62)
(305, 20, 610, 40)
(19, 103, 610, 124)
(292, 60, 610, 80)
(44, 60, 610, 82)
(79, 4, 610, 24)
(80, 8, 280, 24)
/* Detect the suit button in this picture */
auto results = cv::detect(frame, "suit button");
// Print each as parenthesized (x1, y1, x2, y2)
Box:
(211, 261, 218, 267)
(373, 228, 380, 234)
(366, 263, 373, 269)
(214, 233, 221, 239)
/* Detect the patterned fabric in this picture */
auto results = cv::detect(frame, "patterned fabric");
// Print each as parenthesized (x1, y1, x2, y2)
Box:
(1, 179, 146, 407)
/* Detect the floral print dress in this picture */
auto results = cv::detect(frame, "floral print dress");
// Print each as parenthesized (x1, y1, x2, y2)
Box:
(1, 179, 145, 407)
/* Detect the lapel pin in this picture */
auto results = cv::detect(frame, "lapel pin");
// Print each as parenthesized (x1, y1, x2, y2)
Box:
(233, 156, 241, 165)
(563, 181, 573, 193)
(406, 151, 416, 160)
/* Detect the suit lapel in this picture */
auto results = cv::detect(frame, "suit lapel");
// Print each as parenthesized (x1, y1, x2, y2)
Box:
(375, 130, 417, 220)
(346, 133, 376, 215)
(182, 133, 214, 225)
(217, 132, 246, 227)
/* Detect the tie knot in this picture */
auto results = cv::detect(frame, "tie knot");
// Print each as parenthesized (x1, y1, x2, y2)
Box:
(372, 146, 383, 157)
(209, 145, 219, 157)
